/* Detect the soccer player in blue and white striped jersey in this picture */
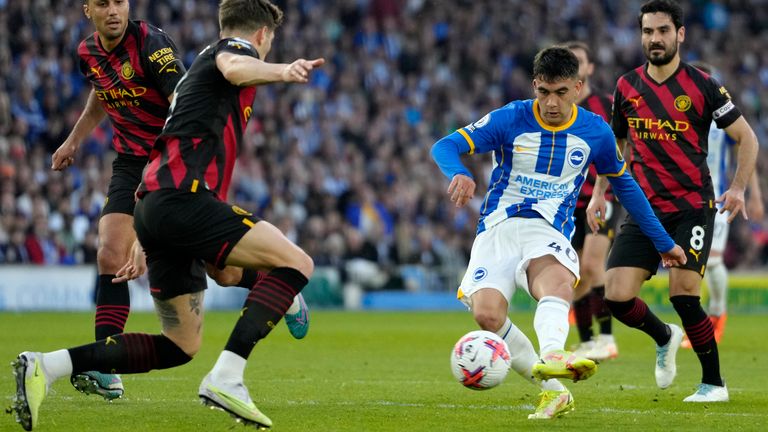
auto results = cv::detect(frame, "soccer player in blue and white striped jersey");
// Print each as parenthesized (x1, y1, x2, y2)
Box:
(431, 46, 686, 420)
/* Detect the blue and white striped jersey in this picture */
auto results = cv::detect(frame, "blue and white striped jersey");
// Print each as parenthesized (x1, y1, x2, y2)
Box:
(436, 99, 625, 239)
(705, 121, 734, 201)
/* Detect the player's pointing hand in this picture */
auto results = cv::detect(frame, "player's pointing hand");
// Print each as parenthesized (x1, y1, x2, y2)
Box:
(283, 58, 325, 83)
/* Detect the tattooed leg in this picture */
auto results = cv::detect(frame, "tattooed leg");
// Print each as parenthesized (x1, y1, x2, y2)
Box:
(153, 292, 205, 356)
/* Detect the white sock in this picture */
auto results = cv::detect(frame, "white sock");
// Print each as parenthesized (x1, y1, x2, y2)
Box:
(42, 349, 73, 382)
(705, 260, 728, 316)
(534, 296, 571, 355)
(210, 350, 247, 384)
(286, 295, 301, 315)
(495, 317, 566, 392)
(495, 318, 538, 386)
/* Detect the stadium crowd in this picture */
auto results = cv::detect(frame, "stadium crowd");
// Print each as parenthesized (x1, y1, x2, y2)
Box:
(1, 0, 768, 289)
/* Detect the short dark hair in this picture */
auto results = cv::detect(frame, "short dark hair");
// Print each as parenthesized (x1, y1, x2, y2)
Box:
(219, 0, 284, 33)
(532, 47, 579, 82)
(638, 0, 684, 30)
(562, 41, 592, 63)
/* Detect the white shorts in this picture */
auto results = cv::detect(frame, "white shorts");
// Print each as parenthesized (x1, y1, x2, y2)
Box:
(710, 210, 730, 254)
(458, 217, 580, 308)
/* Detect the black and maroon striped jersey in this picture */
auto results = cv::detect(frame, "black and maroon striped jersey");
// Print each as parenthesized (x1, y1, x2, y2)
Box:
(78, 20, 185, 157)
(138, 38, 259, 201)
(577, 92, 614, 209)
(612, 62, 741, 213)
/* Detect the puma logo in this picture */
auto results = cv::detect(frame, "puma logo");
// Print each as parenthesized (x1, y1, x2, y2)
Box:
(105, 336, 117, 345)
(90, 66, 103, 78)
(628, 96, 643, 107)
(160, 62, 179, 74)
(689, 248, 702, 262)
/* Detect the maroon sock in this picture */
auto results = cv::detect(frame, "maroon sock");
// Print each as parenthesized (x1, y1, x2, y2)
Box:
(671, 295, 722, 386)
(573, 296, 593, 342)
(69, 333, 191, 374)
(606, 297, 670, 346)
(224, 267, 307, 359)
(95, 275, 130, 340)
(591, 286, 613, 334)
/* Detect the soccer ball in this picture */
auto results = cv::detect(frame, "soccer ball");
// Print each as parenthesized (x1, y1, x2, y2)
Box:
(450, 330, 511, 390)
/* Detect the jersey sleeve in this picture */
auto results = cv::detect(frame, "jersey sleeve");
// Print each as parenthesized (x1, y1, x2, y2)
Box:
(611, 79, 629, 139)
(430, 107, 510, 180)
(591, 120, 627, 177)
(77, 41, 90, 77)
(454, 107, 512, 155)
(430, 134, 473, 180)
(142, 27, 186, 98)
(704, 76, 741, 129)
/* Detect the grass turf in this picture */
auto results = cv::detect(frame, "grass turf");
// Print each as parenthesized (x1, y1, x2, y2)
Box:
(1, 310, 766, 431)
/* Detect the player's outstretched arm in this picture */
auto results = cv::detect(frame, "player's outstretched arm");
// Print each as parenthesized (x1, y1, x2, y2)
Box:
(52, 88, 106, 171)
(216, 52, 325, 87)
(607, 172, 684, 265)
(719, 116, 759, 222)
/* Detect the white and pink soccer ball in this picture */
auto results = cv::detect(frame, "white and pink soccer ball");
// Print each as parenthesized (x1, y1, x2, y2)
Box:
(450, 330, 511, 390)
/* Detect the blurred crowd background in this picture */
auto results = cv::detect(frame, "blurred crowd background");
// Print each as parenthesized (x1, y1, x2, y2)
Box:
(1, 0, 767, 293)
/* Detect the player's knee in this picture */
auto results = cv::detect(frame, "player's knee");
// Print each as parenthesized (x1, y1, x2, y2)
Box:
(208, 266, 242, 287)
(290, 250, 314, 280)
(473, 309, 505, 332)
(97, 243, 129, 271)
(579, 259, 601, 283)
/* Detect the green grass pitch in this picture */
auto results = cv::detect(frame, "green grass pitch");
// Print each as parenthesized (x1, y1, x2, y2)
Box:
(1, 310, 766, 431)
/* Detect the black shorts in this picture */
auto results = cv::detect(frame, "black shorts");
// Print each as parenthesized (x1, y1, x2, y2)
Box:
(102, 154, 148, 216)
(607, 207, 716, 277)
(571, 199, 623, 251)
(134, 189, 261, 300)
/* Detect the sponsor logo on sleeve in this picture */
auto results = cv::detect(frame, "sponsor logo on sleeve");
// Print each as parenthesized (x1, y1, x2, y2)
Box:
(148, 47, 180, 74)
(713, 101, 735, 120)
(465, 113, 491, 133)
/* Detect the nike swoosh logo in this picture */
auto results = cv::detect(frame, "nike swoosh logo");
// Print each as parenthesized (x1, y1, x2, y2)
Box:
(211, 385, 258, 414)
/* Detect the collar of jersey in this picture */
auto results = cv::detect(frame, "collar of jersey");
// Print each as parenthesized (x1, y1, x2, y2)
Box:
(230, 37, 255, 48)
(532, 99, 578, 132)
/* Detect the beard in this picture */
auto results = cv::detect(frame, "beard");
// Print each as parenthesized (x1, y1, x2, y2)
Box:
(645, 41, 678, 66)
